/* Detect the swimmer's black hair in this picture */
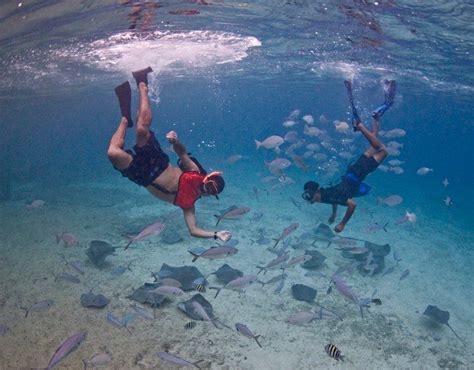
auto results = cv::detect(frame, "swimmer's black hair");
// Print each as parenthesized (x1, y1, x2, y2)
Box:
(304, 181, 319, 193)
(208, 174, 225, 195)
(302, 181, 319, 201)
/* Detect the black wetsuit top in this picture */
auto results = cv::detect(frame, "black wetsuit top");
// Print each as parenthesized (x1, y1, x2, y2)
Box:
(319, 154, 379, 206)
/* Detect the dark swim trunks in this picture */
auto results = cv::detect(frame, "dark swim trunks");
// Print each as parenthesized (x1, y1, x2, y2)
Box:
(116, 131, 170, 187)
(320, 154, 379, 206)
(347, 154, 379, 182)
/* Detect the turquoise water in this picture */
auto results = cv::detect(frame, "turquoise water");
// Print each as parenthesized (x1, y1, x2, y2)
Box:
(0, 1, 473, 369)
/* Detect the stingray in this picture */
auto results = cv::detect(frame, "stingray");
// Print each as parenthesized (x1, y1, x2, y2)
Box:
(301, 250, 326, 270)
(128, 283, 167, 308)
(209, 264, 243, 285)
(291, 283, 343, 321)
(152, 263, 205, 291)
(423, 305, 463, 344)
(178, 294, 215, 320)
(86, 240, 116, 268)
(80, 291, 109, 308)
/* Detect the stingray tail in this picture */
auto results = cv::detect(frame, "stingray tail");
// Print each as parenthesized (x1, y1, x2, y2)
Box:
(124, 237, 134, 250)
(254, 335, 263, 348)
(209, 286, 222, 298)
(214, 215, 221, 226)
(272, 238, 280, 249)
(447, 323, 464, 345)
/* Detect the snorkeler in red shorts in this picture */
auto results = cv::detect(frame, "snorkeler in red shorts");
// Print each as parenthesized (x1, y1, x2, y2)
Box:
(302, 80, 396, 233)
(107, 67, 231, 242)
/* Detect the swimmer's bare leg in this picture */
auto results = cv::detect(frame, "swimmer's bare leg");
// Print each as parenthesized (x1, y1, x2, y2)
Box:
(108, 82, 134, 169)
(356, 117, 388, 163)
(107, 117, 133, 170)
(133, 67, 153, 147)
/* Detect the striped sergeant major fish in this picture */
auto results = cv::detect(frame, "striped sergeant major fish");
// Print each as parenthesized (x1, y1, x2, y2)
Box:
(325, 343, 344, 361)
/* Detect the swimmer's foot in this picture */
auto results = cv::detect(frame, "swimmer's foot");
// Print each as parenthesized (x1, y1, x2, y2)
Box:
(372, 80, 396, 119)
(132, 66, 153, 87)
(352, 118, 362, 132)
(114, 81, 133, 127)
(344, 80, 362, 131)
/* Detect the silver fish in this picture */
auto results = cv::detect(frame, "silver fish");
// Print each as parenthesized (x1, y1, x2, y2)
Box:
(274, 274, 287, 294)
(156, 351, 202, 368)
(211, 275, 258, 298)
(159, 278, 182, 288)
(399, 269, 410, 281)
(0, 324, 9, 336)
(257, 254, 289, 274)
(287, 310, 319, 324)
(44, 331, 87, 369)
(106, 313, 131, 334)
(149, 286, 184, 296)
(259, 273, 287, 287)
(393, 251, 402, 265)
(55, 272, 81, 284)
(235, 323, 262, 347)
(382, 266, 395, 276)
(348, 247, 369, 255)
(282, 255, 312, 269)
(62, 256, 85, 275)
(214, 207, 251, 225)
(125, 221, 166, 250)
(331, 275, 364, 318)
(192, 301, 218, 328)
(133, 305, 154, 321)
(189, 246, 238, 262)
(273, 223, 299, 248)
(23, 299, 54, 318)
(110, 262, 132, 276)
(82, 352, 112, 369)
(69, 261, 85, 275)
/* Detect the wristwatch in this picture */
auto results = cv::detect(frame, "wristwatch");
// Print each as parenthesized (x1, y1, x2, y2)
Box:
(213, 231, 218, 240)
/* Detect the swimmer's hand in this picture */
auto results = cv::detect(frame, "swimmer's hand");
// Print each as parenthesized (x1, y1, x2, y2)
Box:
(166, 131, 178, 144)
(328, 215, 336, 224)
(334, 223, 345, 233)
(217, 230, 232, 242)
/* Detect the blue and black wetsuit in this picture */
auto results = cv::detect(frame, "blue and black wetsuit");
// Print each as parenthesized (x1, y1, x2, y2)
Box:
(319, 154, 379, 206)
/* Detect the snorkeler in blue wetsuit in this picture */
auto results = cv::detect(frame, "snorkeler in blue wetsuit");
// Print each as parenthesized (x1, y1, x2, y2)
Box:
(302, 80, 396, 233)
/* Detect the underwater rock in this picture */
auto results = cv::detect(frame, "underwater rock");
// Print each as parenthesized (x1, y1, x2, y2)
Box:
(152, 264, 205, 291)
(128, 283, 167, 308)
(80, 291, 110, 308)
(178, 294, 215, 320)
(301, 250, 327, 270)
(291, 284, 317, 303)
(213, 264, 243, 285)
(86, 240, 116, 268)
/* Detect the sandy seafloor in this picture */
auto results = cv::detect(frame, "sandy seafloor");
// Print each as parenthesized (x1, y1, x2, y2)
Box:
(0, 173, 473, 370)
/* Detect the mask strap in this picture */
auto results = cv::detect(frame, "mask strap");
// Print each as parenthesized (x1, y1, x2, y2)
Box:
(203, 171, 223, 195)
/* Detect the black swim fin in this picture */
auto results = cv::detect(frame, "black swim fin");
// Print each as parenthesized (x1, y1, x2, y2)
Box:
(344, 80, 362, 131)
(132, 66, 153, 86)
(372, 80, 396, 119)
(114, 81, 133, 127)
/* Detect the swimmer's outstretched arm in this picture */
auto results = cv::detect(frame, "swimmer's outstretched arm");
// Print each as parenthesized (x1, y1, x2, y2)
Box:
(183, 207, 232, 241)
(166, 131, 199, 172)
(335, 199, 356, 233)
